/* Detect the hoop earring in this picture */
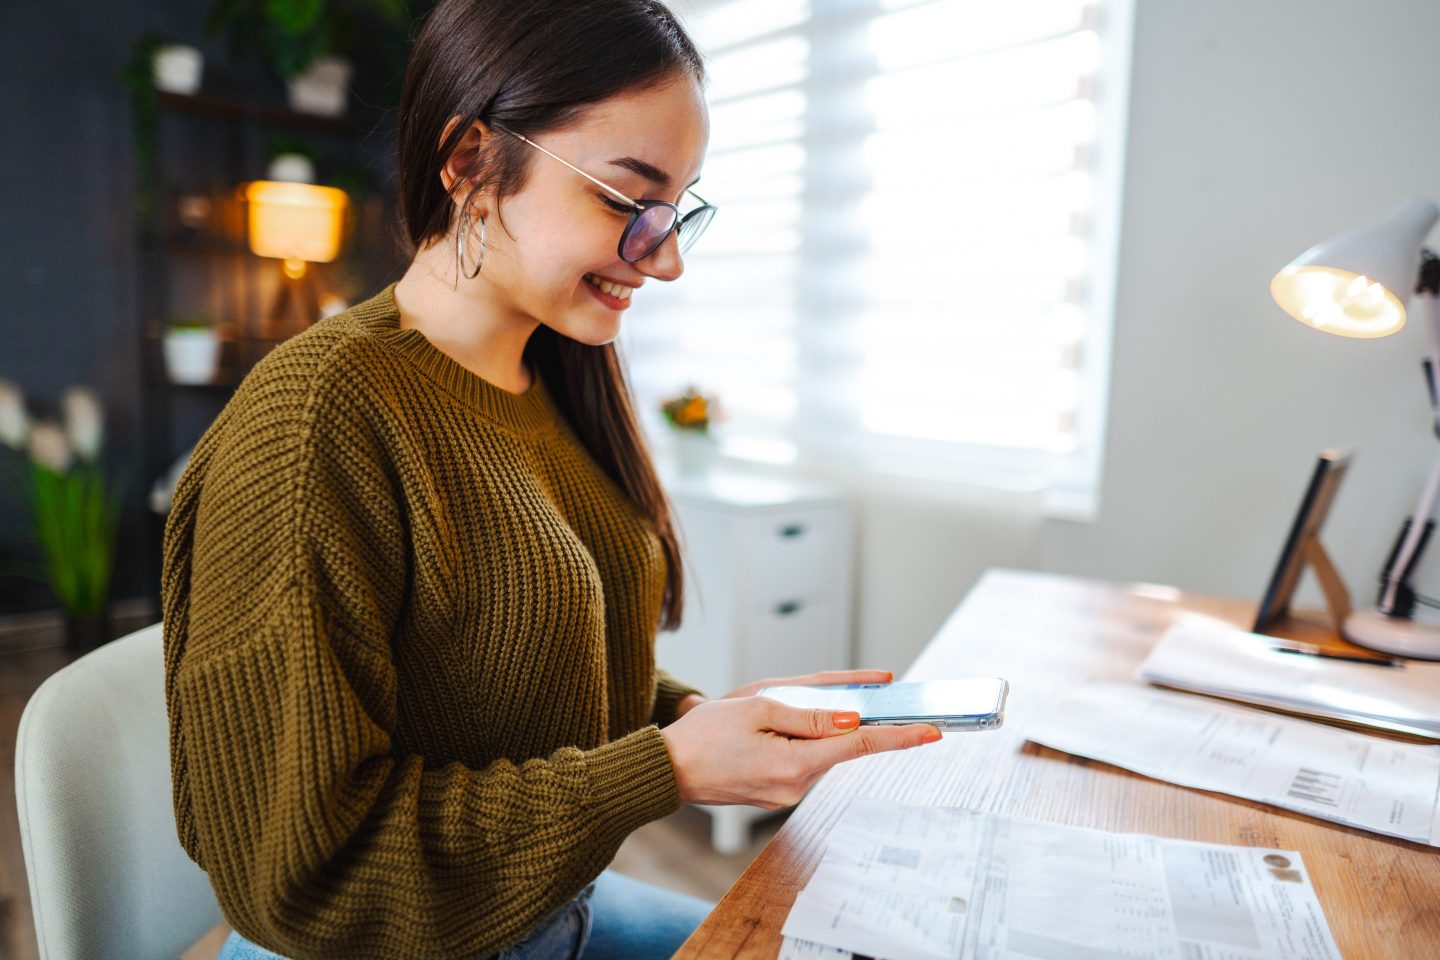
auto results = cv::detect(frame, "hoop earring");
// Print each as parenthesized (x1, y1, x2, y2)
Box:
(456, 207, 486, 282)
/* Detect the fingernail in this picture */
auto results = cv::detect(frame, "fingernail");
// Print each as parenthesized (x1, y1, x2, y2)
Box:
(884, 671, 895, 682)
(922, 726, 942, 743)
(834, 711, 861, 729)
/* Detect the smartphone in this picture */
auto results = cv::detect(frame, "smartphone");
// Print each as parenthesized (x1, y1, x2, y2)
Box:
(756, 679, 1009, 731)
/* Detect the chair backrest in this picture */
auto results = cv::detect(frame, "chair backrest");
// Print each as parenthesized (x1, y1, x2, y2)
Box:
(15, 622, 222, 960)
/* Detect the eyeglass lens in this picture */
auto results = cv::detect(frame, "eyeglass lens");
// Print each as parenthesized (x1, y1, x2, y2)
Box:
(622, 206, 679, 261)
(621, 204, 717, 261)
(676, 206, 715, 255)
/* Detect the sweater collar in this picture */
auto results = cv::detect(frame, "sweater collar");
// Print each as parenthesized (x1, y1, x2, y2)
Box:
(355, 282, 559, 437)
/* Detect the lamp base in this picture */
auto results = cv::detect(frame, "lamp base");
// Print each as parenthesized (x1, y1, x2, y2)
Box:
(1344, 606, 1440, 659)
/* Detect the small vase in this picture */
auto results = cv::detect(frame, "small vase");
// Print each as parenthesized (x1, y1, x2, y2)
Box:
(287, 56, 352, 117)
(63, 609, 112, 654)
(163, 328, 220, 384)
(152, 44, 203, 95)
(266, 152, 316, 183)
(672, 430, 717, 477)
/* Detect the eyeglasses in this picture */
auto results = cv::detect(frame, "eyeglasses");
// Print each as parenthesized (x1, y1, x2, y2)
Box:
(494, 125, 716, 263)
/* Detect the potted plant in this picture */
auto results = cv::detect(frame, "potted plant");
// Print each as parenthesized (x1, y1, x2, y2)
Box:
(163, 314, 222, 384)
(265, 135, 319, 182)
(0, 381, 126, 652)
(207, 0, 410, 117)
(660, 385, 721, 476)
(152, 42, 205, 94)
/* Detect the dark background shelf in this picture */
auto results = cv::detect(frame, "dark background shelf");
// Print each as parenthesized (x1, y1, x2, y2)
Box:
(135, 90, 407, 610)
(0, 0, 419, 618)
(155, 90, 369, 134)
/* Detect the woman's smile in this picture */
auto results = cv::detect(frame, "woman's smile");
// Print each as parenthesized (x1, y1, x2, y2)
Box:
(583, 271, 637, 309)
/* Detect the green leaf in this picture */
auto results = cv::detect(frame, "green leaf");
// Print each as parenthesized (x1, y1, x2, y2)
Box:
(265, 0, 325, 38)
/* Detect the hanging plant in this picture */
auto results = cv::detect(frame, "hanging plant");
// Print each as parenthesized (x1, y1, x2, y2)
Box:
(207, 0, 410, 81)
(122, 33, 171, 222)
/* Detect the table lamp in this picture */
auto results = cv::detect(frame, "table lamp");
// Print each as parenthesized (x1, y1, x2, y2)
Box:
(1271, 196, 1440, 658)
(244, 180, 348, 338)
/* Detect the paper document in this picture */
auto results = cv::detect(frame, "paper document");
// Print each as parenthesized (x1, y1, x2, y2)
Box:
(779, 797, 1341, 960)
(1026, 682, 1440, 846)
(1139, 617, 1440, 739)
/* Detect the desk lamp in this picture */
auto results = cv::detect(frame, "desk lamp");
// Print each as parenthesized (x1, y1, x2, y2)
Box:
(1271, 196, 1440, 658)
(244, 180, 348, 338)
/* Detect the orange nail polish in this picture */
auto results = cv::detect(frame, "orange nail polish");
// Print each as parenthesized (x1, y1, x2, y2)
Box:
(922, 726, 942, 743)
(834, 711, 861, 729)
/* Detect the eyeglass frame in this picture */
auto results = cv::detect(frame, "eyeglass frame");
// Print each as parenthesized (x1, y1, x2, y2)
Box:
(491, 124, 715, 263)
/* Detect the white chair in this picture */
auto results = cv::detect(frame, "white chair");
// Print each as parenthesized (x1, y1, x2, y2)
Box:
(15, 622, 223, 959)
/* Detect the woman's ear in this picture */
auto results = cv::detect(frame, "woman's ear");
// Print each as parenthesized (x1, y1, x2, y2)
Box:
(437, 116, 493, 201)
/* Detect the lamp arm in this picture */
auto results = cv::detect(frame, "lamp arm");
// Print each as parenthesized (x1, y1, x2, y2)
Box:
(1378, 283, 1440, 615)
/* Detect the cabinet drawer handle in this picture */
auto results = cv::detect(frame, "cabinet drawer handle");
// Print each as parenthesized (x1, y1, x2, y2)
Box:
(774, 600, 804, 616)
(778, 523, 807, 539)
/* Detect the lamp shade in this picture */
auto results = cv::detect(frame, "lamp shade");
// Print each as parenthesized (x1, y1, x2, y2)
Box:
(245, 181, 348, 265)
(1271, 196, 1438, 339)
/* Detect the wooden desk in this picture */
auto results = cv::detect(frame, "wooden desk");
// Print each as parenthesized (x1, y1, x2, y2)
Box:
(676, 569, 1440, 959)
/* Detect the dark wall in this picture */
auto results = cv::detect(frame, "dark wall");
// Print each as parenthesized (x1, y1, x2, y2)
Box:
(0, 2, 416, 615)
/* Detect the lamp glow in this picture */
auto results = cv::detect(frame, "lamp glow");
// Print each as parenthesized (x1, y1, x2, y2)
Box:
(1272, 266, 1403, 338)
(245, 181, 348, 271)
(1270, 197, 1439, 339)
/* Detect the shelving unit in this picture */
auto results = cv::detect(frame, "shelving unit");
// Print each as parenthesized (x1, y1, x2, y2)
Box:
(133, 88, 402, 607)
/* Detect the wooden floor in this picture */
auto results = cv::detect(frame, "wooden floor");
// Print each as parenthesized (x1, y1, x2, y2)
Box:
(0, 626, 781, 960)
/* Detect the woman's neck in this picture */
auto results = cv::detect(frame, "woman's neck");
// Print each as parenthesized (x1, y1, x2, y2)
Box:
(393, 240, 540, 395)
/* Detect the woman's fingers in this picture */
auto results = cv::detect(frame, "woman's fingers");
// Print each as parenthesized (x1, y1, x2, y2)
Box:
(788, 722, 941, 779)
(722, 669, 896, 701)
(660, 695, 940, 808)
(761, 701, 863, 739)
(763, 668, 896, 689)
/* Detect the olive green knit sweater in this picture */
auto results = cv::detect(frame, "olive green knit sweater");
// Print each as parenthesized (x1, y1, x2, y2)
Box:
(160, 283, 702, 959)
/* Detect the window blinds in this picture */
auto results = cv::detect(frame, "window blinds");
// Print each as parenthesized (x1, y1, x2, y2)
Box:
(623, 0, 1129, 508)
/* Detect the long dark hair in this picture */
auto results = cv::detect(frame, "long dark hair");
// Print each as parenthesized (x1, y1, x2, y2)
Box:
(396, 0, 704, 630)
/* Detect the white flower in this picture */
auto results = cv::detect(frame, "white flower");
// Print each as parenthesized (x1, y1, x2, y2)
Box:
(0, 379, 28, 449)
(28, 422, 74, 473)
(62, 386, 104, 461)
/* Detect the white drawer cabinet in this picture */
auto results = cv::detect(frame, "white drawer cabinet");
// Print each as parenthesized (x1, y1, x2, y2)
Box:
(655, 469, 853, 853)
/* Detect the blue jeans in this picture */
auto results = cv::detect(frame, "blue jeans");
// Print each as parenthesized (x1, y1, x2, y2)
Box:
(215, 870, 712, 960)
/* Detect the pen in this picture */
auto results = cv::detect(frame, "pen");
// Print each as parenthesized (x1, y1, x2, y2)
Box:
(1270, 644, 1402, 668)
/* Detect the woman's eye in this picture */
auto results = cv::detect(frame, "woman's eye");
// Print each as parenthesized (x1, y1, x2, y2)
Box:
(599, 195, 633, 215)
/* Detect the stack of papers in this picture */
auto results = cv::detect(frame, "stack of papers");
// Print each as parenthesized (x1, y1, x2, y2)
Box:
(1025, 682, 1440, 845)
(779, 797, 1342, 960)
(1138, 617, 1440, 739)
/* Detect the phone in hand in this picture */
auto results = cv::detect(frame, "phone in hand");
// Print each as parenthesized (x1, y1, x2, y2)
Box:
(756, 679, 1009, 731)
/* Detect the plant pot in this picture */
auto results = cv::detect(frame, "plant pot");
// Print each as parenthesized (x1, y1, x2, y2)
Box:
(672, 430, 718, 477)
(64, 609, 112, 654)
(153, 44, 203, 95)
(163, 329, 221, 384)
(287, 56, 352, 117)
(266, 152, 316, 183)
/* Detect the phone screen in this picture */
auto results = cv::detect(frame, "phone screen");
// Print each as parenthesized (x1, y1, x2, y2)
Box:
(757, 679, 1008, 725)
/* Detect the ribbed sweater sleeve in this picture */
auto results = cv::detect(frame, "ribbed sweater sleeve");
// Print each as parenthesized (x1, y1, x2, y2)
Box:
(652, 667, 705, 727)
(167, 356, 682, 959)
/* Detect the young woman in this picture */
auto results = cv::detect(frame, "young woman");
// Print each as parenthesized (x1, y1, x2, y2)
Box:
(161, 2, 941, 958)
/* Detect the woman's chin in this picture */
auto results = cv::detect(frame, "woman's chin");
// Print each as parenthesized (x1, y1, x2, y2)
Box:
(554, 314, 623, 347)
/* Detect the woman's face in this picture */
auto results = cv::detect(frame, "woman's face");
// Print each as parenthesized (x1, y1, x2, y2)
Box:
(455, 75, 710, 347)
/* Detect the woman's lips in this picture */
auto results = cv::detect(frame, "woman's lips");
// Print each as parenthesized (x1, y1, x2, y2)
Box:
(583, 273, 636, 310)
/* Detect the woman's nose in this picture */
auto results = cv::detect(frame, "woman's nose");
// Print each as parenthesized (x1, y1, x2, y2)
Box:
(637, 230, 685, 281)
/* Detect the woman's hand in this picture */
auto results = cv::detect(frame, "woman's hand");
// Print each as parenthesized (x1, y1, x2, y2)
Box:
(673, 669, 897, 719)
(660, 695, 940, 808)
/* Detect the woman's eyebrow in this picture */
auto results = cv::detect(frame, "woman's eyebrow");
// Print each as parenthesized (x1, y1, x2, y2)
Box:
(607, 156, 702, 189)
(608, 156, 669, 186)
